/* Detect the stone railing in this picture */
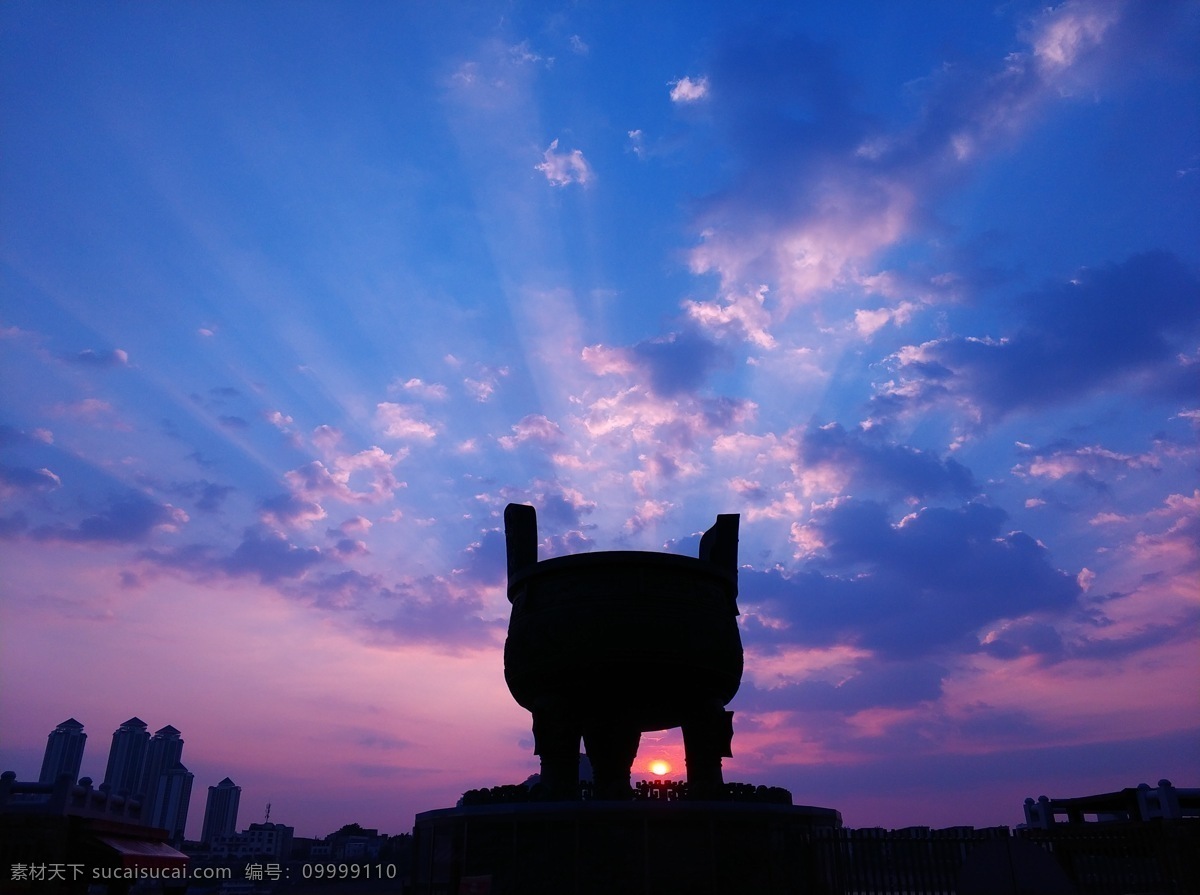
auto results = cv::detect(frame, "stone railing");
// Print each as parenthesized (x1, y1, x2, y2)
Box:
(0, 771, 144, 822)
(461, 779, 793, 806)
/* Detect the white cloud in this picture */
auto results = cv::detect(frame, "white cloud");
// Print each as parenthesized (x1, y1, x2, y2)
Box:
(535, 139, 593, 187)
(463, 366, 508, 402)
(670, 76, 709, 103)
(1031, 1, 1119, 73)
(627, 129, 645, 158)
(508, 41, 543, 65)
(264, 410, 294, 431)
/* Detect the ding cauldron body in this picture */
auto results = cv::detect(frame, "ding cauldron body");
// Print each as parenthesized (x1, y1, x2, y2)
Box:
(503, 503, 743, 800)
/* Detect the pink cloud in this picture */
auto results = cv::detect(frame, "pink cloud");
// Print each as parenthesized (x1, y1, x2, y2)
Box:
(49, 397, 116, 419)
(392, 377, 448, 400)
(498, 414, 564, 450)
(1013, 443, 1159, 481)
(0, 465, 61, 499)
(580, 344, 636, 376)
(376, 402, 438, 440)
(259, 493, 326, 530)
(625, 498, 672, 533)
(284, 447, 403, 506)
(682, 285, 777, 349)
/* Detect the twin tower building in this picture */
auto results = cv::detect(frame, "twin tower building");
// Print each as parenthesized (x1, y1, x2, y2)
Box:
(38, 716, 238, 846)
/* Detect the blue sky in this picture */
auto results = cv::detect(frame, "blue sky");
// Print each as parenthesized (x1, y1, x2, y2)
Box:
(1, 1, 1197, 838)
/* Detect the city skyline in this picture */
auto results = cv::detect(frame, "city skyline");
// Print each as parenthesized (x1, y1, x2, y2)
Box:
(2, 1, 1198, 840)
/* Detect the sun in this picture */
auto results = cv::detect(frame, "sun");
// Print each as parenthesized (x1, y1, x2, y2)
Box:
(648, 759, 671, 777)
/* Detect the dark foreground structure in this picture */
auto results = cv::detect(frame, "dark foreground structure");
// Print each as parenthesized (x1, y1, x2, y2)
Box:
(0, 771, 190, 894)
(410, 504, 1199, 895)
(501, 503, 745, 801)
(412, 792, 1200, 895)
(411, 504, 844, 893)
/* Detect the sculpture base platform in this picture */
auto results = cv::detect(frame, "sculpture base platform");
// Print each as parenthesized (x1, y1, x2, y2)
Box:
(411, 799, 842, 895)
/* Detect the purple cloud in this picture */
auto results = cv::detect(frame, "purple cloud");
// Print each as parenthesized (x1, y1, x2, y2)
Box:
(223, 528, 324, 583)
(365, 575, 499, 649)
(629, 331, 728, 397)
(141, 527, 324, 585)
(740, 659, 946, 713)
(31, 493, 187, 544)
(258, 492, 326, 529)
(170, 479, 235, 513)
(0, 463, 61, 496)
(800, 423, 977, 499)
(66, 348, 129, 367)
(742, 499, 1081, 660)
(455, 528, 507, 587)
(876, 252, 1200, 425)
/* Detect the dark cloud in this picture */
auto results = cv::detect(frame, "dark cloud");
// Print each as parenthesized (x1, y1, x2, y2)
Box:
(978, 618, 1066, 663)
(761, 724, 1200, 827)
(224, 528, 323, 583)
(138, 542, 219, 576)
(138, 534, 495, 650)
(630, 330, 727, 396)
(141, 527, 324, 584)
(975, 600, 1199, 667)
(331, 538, 368, 558)
(168, 479, 235, 513)
(741, 499, 1080, 660)
(354, 731, 412, 751)
(0, 512, 29, 538)
(66, 348, 128, 367)
(286, 568, 379, 610)
(366, 576, 498, 649)
(800, 423, 976, 499)
(456, 528, 507, 586)
(1070, 608, 1200, 662)
(497, 483, 595, 535)
(878, 253, 1200, 425)
(542, 529, 595, 557)
(709, 29, 861, 174)
(0, 424, 26, 446)
(30, 493, 183, 544)
(0, 463, 61, 494)
(739, 660, 946, 714)
(259, 492, 324, 528)
(218, 415, 250, 429)
(286, 565, 503, 650)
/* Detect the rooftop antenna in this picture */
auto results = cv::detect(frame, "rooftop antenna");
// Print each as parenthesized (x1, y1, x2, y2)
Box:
(264, 802, 271, 824)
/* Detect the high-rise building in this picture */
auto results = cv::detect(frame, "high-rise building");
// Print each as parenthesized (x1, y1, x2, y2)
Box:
(202, 777, 241, 844)
(147, 762, 193, 846)
(38, 718, 86, 784)
(102, 717, 149, 795)
(138, 724, 183, 802)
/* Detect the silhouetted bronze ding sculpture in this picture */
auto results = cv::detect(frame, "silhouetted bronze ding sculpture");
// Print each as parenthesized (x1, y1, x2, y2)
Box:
(503, 503, 743, 800)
